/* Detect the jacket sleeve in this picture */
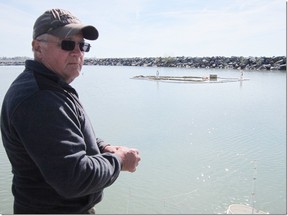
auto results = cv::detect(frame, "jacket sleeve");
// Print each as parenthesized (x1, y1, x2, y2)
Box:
(11, 90, 121, 199)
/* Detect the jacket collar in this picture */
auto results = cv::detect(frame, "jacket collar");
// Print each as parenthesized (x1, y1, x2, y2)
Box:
(25, 60, 78, 97)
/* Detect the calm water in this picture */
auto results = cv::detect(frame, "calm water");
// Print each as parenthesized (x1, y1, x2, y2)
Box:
(0, 65, 286, 214)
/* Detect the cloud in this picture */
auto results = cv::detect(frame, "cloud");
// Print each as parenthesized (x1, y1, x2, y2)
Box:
(0, 0, 285, 58)
(0, 2, 34, 57)
(92, 0, 285, 57)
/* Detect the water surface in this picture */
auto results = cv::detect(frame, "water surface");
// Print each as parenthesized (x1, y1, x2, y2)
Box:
(0, 65, 286, 214)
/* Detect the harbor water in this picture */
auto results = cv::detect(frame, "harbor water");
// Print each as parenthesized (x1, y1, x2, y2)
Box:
(0, 65, 286, 214)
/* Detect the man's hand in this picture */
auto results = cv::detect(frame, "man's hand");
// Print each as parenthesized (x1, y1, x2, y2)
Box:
(103, 145, 141, 172)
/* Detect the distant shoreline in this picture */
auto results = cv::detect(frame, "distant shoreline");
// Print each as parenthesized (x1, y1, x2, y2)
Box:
(0, 56, 286, 71)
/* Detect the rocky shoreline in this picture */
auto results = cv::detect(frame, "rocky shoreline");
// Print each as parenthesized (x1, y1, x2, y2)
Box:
(85, 56, 286, 71)
(0, 56, 286, 71)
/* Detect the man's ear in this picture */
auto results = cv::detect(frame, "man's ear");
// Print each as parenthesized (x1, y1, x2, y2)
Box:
(32, 40, 43, 59)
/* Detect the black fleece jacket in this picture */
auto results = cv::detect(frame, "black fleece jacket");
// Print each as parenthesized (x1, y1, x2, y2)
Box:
(0, 60, 121, 214)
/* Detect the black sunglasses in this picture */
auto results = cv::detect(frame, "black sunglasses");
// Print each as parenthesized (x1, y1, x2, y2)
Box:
(37, 39, 91, 52)
(61, 40, 91, 52)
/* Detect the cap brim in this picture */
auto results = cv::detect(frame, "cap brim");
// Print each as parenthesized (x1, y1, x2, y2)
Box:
(49, 23, 99, 40)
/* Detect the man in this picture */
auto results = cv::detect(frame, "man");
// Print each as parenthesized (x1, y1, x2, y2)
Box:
(0, 9, 140, 214)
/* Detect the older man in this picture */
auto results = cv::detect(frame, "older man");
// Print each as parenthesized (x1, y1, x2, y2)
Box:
(1, 9, 140, 214)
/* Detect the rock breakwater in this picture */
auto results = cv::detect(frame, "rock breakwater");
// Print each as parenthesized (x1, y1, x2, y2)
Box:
(85, 56, 286, 71)
(0, 56, 286, 71)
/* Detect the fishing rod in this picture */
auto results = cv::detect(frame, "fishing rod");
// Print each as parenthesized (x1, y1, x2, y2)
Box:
(250, 160, 257, 214)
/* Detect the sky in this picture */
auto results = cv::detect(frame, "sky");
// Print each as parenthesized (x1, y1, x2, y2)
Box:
(0, 0, 286, 58)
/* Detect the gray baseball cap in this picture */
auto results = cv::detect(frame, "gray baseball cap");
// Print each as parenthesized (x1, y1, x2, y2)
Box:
(33, 9, 98, 40)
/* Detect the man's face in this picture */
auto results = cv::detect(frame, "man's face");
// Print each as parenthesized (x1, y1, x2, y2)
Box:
(35, 33, 85, 84)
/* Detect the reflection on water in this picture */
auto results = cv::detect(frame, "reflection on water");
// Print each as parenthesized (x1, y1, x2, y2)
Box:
(0, 66, 286, 214)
